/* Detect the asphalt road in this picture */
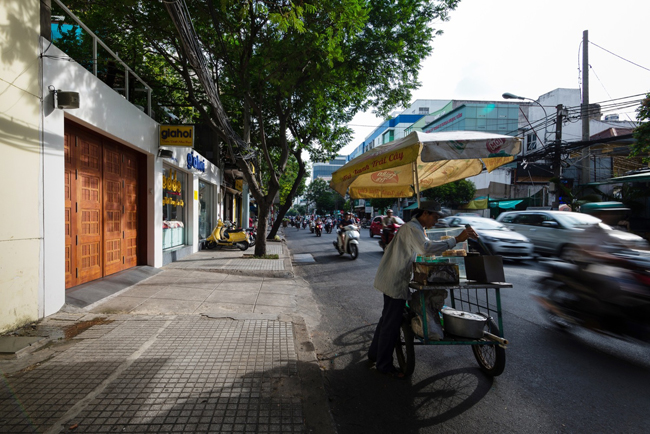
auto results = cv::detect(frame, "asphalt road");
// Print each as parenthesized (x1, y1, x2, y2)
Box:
(285, 225, 650, 434)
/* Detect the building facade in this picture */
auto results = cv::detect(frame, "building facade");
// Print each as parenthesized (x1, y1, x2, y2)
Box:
(312, 155, 348, 181)
(0, 0, 225, 332)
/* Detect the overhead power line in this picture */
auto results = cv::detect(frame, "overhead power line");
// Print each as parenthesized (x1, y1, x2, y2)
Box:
(590, 41, 650, 73)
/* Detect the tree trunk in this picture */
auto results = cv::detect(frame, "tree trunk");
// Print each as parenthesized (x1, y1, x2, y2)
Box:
(253, 201, 270, 257)
(268, 199, 292, 239)
(267, 150, 307, 239)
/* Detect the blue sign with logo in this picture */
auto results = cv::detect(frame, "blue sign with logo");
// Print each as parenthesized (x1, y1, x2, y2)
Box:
(187, 153, 206, 172)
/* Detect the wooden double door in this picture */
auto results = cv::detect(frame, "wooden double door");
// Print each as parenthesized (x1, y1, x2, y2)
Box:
(65, 122, 142, 288)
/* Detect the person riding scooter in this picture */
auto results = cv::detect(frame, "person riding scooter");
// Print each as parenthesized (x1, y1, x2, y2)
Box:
(325, 217, 333, 234)
(338, 212, 355, 249)
(382, 209, 398, 247)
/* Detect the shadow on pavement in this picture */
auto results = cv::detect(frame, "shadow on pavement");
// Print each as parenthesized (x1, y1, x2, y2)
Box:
(316, 325, 493, 434)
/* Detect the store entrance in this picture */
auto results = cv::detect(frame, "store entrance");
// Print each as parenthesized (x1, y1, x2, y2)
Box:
(64, 121, 144, 288)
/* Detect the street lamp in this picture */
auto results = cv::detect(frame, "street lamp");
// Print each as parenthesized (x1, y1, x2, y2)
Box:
(502, 92, 549, 147)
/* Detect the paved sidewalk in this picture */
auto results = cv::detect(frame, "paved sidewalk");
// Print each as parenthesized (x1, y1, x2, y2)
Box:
(0, 232, 332, 433)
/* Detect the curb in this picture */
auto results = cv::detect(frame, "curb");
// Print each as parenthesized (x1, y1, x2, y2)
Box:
(289, 315, 338, 434)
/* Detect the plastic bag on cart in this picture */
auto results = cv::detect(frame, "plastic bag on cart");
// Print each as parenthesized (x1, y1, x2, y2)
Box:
(411, 314, 443, 340)
(409, 289, 448, 340)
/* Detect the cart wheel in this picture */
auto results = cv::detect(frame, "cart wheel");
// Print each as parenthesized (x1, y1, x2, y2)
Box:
(471, 312, 506, 377)
(395, 316, 415, 376)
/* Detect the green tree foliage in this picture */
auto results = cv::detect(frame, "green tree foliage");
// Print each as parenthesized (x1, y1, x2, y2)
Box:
(422, 180, 476, 207)
(369, 198, 396, 212)
(59, 0, 460, 254)
(277, 155, 310, 206)
(305, 178, 337, 214)
(631, 95, 650, 162)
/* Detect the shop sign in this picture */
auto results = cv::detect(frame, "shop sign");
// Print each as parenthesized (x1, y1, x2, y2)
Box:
(162, 169, 184, 206)
(159, 125, 194, 147)
(186, 152, 206, 172)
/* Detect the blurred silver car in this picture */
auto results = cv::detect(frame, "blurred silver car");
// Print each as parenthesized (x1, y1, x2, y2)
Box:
(496, 210, 649, 259)
(446, 216, 535, 261)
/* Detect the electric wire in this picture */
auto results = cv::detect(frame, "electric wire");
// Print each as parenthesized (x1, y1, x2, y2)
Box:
(590, 41, 650, 73)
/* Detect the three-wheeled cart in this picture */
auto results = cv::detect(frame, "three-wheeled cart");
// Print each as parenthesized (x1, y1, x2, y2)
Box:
(395, 280, 513, 377)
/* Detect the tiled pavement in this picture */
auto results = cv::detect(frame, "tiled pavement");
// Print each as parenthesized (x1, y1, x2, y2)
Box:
(2, 316, 304, 433)
(0, 234, 332, 433)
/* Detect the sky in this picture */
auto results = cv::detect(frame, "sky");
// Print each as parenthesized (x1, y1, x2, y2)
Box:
(341, 0, 650, 155)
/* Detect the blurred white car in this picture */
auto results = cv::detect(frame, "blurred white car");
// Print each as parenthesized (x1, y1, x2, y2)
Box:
(496, 210, 649, 259)
(446, 216, 535, 261)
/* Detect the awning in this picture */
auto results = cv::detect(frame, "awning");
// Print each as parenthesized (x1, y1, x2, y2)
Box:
(461, 197, 489, 210)
(403, 202, 419, 210)
(489, 199, 523, 209)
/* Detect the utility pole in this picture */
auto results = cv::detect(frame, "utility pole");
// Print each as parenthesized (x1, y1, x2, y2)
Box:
(552, 104, 567, 209)
(580, 30, 591, 184)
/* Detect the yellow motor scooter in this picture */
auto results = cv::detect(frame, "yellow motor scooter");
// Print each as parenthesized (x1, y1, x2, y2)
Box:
(205, 219, 250, 251)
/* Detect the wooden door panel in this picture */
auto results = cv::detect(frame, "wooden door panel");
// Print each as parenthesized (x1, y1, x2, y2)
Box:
(64, 131, 75, 288)
(76, 135, 103, 285)
(65, 122, 141, 288)
(103, 145, 123, 276)
(123, 151, 138, 268)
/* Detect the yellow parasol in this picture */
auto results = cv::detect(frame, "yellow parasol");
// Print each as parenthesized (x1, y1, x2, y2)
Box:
(330, 131, 521, 204)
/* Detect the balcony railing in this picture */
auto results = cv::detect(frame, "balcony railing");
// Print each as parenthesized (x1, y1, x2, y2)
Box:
(51, 0, 152, 117)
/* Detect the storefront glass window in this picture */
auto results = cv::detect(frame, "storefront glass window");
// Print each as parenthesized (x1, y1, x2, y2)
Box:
(199, 181, 214, 240)
(162, 165, 186, 249)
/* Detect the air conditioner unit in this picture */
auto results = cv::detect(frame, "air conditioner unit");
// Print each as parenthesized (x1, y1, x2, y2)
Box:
(56, 91, 80, 109)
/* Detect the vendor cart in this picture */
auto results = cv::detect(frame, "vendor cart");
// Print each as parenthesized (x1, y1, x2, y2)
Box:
(395, 280, 513, 377)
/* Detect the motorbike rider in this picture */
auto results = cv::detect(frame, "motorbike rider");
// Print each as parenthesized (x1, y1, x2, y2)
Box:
(368, 201, 478, 378)
(325, 216, 333, 233)
(338, 212, 356, 249)
(382, 209, 398, 246)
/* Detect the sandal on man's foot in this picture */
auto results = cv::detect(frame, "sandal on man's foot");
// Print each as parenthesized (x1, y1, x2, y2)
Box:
(376, 368, 406, 379)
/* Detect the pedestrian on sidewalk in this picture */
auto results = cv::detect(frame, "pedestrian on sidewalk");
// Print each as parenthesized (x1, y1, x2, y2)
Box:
(368, 201, 478, 378)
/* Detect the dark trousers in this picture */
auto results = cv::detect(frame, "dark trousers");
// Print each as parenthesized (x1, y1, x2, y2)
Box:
(369, 294, 406, 372)
(382, 228, 391, 245)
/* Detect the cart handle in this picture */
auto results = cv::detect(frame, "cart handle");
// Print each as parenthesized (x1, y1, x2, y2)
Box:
(483, 331, 509, 347)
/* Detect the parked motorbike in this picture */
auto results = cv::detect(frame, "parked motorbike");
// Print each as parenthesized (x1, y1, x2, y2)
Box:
(534, 254, 650, 342)
(245, 226, 257, 247)
(333, 224, 360, 259)
(378, 222, 402, 252)
(205, 219, 250, 250)
(315, 222, 323, 237)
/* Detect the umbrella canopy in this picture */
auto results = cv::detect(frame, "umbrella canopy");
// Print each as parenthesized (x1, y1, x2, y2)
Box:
(330, 131, 521, 200)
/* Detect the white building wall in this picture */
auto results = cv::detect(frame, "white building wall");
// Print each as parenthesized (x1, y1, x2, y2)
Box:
(41, 42, 161, 317)
(466, 168, 511, 191)
(0, 0, 43, 332)
(401, 100, 449, 116)
(533, 88, 636, 142)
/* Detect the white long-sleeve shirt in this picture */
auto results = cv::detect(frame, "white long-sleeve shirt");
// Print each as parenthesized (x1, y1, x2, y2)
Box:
(373, 217, 456, 300)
